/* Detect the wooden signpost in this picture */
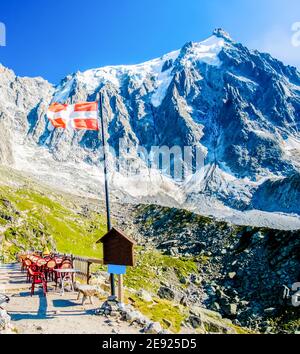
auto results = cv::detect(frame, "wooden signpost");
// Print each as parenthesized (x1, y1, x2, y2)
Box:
(97, 228, 136, 302)
(97, 228, 135, 266)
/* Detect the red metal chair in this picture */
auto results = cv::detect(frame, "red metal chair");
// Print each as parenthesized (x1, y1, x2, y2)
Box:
(54, 257, 63, 266)
(20, 255, 28, 272)
(61, 259, 72, 266)
(61, 262, 72, 269)
(24, 259, 33, 282)
(28, 267, 48, 296)
(36, 258, 47, 269)
(45, 259, 56, 281)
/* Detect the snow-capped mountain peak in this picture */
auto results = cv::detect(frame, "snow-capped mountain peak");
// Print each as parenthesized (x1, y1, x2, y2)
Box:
(53, 32, 231, 106)
(213, 28, 233, 41)
(1, 29, 300, 230)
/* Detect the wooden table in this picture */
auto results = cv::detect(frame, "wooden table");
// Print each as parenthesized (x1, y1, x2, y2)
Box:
(54, 269, 79, 295)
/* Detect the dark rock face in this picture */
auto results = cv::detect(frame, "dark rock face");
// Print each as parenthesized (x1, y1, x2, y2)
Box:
(252, 173, 300, 214)
(157, 286, 176, 301)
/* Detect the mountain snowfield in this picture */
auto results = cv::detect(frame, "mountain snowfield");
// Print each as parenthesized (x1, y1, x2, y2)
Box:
(1, 28, 300, 230)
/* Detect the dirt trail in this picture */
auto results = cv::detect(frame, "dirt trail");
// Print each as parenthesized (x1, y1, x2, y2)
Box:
(1, 263, 141, 334)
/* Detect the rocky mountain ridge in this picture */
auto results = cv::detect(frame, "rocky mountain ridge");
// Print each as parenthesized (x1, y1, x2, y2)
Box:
(0, 29, 300, 228)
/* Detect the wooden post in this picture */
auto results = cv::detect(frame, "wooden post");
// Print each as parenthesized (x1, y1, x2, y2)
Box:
(87, 261, 91, 284)
(118, 274, 124, 303)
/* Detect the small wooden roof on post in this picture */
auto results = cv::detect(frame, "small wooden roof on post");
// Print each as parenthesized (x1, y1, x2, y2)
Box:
(96, 227, 136, 267)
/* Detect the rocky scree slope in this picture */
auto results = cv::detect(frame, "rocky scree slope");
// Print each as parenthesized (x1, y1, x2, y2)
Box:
(132, 204, 300, 333)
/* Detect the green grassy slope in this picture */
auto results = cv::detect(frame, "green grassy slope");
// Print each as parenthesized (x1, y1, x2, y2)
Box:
(0, 168, 106, 261)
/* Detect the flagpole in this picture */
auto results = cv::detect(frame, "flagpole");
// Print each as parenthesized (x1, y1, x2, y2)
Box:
(98, 92, 115, 297)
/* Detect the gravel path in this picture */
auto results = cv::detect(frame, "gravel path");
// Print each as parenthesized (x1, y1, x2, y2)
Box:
(1, 263, 141, 334)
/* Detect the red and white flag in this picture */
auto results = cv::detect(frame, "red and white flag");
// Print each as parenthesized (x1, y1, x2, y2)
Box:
(47, 102, 99, 131)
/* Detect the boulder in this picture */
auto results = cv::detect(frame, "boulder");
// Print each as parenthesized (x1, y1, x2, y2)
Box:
(187, 305, 237, 334)
(179, 276, 188, 284)
(125, 310, 143, 323)
(228, 272, 237, 279)
(263, 308, 277, 316)
(162, 318, 172, 328)
(190, 274, 201, 285)
(211, 302, 221, 312)
(157, 286, 175, 300)
(188, 315, 203, 329)
(107, 295, 118, 302)
(136, 289, 153, 303)
(144, 321, 163, 334)
(190, 306, 222, 320)
(222, 303, 238, 317)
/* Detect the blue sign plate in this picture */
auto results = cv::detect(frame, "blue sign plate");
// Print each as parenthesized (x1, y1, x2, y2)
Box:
(108, 264, 127, 275)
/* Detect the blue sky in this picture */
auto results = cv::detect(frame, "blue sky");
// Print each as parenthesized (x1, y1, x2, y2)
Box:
(0, 0, 299, 83)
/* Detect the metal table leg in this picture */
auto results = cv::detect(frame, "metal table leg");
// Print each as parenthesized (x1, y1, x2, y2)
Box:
(61, 274, 65, 296)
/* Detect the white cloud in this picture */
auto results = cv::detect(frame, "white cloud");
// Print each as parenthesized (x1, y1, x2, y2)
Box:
(248, 26, 300, 69)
